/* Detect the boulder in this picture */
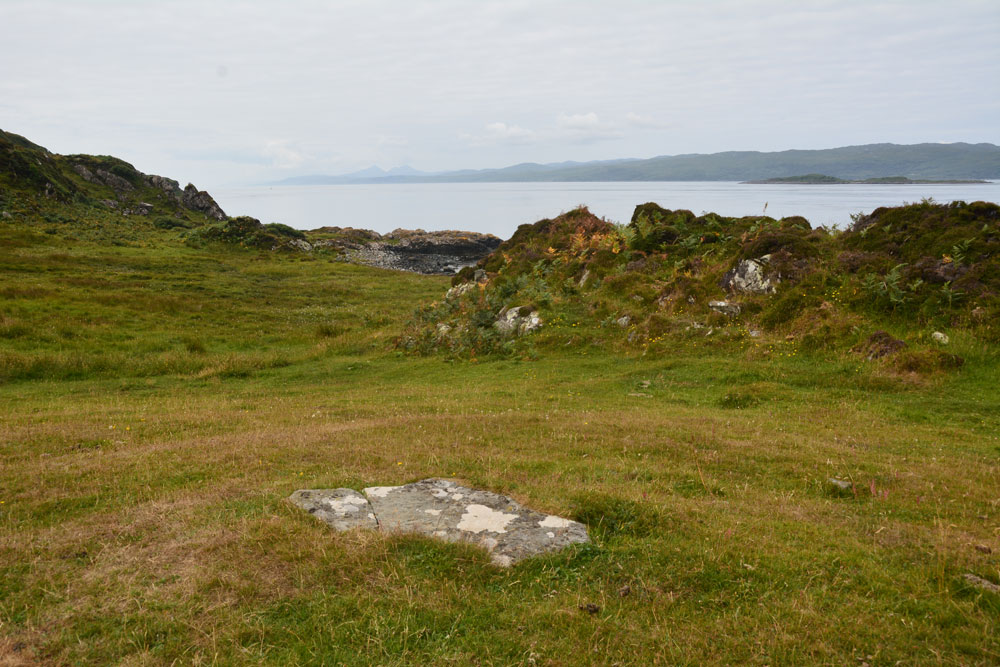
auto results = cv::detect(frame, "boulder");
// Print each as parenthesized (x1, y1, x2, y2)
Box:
(722, 255, 776, 294)
(287, 238, 313, 252)
(931, 331, 949, 345)
(495, 306, 542, 336)
(361, 479, 589, 566)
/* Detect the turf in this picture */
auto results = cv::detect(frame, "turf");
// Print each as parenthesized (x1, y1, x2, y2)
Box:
(1, 213, 998, 665)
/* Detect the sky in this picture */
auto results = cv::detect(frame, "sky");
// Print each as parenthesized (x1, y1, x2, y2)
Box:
(1, 0, 998, 190)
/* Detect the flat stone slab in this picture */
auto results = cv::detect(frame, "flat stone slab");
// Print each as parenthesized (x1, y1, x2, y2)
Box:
(290, 478, 589, 566)
(288, 488, 378, 531)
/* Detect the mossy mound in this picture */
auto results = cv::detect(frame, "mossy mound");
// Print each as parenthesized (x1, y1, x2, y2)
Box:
(194, 216, 308, 250)
(404, 200, 1000, 363)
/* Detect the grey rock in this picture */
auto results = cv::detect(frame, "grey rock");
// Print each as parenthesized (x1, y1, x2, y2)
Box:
(72, 161, 134, 192)
(827, 478, 853, 493)
(445, 282, 476, 300)
(289, 488, 378, 531)
(474, 269, 488, 284)
(578, 269, 591, 287)
(748, 329, 762, 338)
(722, 255, 776, 294)
(931, 331, 949, 345)
(181, 183, 227, 220)
(1, 211, 11, 219)
(616, 315, 631, 328)
(363, 478, 589, 566)
(95, 168, 134, 193)
(145, 174, 182, 195)
(72, 163, 96, 182)
(133, 202, 154, 216)
(708, 300, 741, 316)
(287, 238, 313, 252)
(963, 573, 1000, 594)
(495, 306, 542, 336)
(335, 230, 501, 275)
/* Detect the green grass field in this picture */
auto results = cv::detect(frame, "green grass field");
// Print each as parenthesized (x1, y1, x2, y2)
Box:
(1, 213, 998, 665)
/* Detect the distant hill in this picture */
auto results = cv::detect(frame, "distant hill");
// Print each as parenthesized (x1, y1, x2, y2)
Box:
(745, 173, 989, 185)
(275, 143, 1000, 184)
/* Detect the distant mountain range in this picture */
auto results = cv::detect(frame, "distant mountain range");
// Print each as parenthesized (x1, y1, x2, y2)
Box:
(274, 143, 1000, 185)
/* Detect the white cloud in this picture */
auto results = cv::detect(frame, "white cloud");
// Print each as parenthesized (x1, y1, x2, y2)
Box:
(485, 122, 536, 142)
(376, 134, 409, 148)
(556, 112, 601, 130)
(262, 141, 305, 169)
(461, 122, 537, 147)
(625, 112, 664, 129)
(555, 113, 622, 142)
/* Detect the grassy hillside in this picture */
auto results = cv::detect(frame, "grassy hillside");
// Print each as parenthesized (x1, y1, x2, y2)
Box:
(1, 138, 999, 664)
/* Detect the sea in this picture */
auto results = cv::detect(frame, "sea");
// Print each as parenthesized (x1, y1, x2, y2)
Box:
(212, 181, 1000, 240)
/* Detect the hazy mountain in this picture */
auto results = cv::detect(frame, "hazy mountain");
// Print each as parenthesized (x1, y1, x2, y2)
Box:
(272, 143, 1000, 185)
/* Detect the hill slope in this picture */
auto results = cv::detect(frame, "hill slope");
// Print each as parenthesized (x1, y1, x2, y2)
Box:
(277, 143, 1000, 184)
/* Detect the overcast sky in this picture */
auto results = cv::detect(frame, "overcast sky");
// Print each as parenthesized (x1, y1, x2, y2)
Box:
(2, 0, 998, 189)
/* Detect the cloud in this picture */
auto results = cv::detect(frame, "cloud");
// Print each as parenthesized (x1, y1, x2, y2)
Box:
(485, 122, 536, 142)
(461, 122, 537, 146)
(556, 112, 601, 130)
(625, 112, 665, 129)
(262, 140, 305, 169)
(376, 134, 409, 148)
(555, 112, 622, 143)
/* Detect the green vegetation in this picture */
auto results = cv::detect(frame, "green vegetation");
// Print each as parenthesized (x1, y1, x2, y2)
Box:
(408, 200, 999, 360)
(2, 136, 999, 664)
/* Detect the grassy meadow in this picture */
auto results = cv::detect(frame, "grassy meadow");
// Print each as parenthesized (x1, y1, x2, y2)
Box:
(1, 206, 999, 665)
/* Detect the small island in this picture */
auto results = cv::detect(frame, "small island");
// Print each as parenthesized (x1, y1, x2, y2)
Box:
(743, 173, 990, 184)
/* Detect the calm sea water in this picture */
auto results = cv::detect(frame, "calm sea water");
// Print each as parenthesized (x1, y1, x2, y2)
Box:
(212, 181, 1000, 239)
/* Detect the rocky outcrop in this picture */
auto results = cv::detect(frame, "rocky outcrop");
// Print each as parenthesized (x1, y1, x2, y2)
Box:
(180, 183, 226, 220)
(722, 255, 776, 294)
(290, 478, 589, 567)
(318, 229, 502, 275)
(72, 163, 135, 193)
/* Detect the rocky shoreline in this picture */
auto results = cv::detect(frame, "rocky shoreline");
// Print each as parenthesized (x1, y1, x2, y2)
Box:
(313, 227, 502, 274)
